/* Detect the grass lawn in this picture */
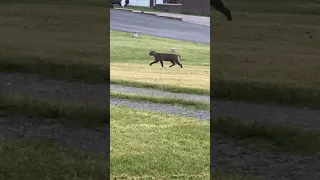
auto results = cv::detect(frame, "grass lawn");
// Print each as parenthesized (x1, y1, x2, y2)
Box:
(227, 0, 320, 15)
(110, 105, 210, 179)
(111, 63, 209, 90)
(0, 0, 109, 83)
(111, 79, 210, 95)
(212, 0, 320, 107)
(212, 117, 320, 155)
(110, 31, 209, 66)
(110, 30, 210, 94)
(0, 137, 108, 180)
(0, 92, 109, 128)
(0, 1, 110, 179)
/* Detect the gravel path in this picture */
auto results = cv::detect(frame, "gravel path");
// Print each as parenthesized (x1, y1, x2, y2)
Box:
(111, 84, 209, 103)
(211, 134, 320, 180)
(0, 116, 109, 155)
(110, 98, 210, 120)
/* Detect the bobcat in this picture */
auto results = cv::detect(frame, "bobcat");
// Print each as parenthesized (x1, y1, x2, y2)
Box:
(149, 50, 183, 68)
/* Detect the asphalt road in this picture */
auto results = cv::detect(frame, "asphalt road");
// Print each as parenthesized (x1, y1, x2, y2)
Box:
(110, 9, 210, 44)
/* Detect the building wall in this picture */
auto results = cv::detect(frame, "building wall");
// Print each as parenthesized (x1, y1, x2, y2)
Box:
(128, 0, 150, 7)
(128, 0, 163, 7)
(181, 0, 210, 16)
(156, 0, 164, 4)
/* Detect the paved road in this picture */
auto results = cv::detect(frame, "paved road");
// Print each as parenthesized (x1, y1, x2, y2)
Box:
(110, 9, 210, 44)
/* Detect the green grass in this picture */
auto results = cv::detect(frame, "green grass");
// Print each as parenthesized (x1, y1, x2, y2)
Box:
(110, 21, 209, 95)
(110, 91, 210, 110)
(111, 79, 210, 96)
(0, 92, 108, 128)
(212, 0, 320, 107)
(227, 0, 320, 15)
(211, 79, 320, 109)
(0, 137, 108, 180)
(0, 2, 109, 179)
(0, 56, 109, 84)
(112, 172, 263, 180)
(0, 0, 110, 7)
(212, 117, 320, 155)
(0, 1, 109, 82)
(110, 105, 210, 179)
(110, 30, 209, 66)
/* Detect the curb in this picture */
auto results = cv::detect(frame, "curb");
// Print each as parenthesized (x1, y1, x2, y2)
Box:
(114, 8, 183, 21)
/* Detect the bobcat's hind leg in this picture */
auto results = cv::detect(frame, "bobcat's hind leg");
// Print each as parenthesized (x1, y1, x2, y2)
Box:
(160, 60, 164, 67)
(176, 60, 183, 68)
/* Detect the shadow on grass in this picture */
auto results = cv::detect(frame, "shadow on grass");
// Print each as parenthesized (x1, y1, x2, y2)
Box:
(0, 137, 108, 180)
(212, 171, 264, 180)
(0, 0, 109, 7)
(212, 117, 320, 155)
(0, 92, 109, 128)
(0, 56, 109, 84)
(212, 78, 320, 109)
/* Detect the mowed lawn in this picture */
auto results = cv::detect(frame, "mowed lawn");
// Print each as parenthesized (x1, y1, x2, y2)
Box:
(211, 0, 320, 105)
(110, 30, 210, 91)
(212, 12, 320, 87)
(0, 1, 109, 179)
(0, 2, 109, 66)
(110, 105, 210, 179)
(0, 137, 108, 180)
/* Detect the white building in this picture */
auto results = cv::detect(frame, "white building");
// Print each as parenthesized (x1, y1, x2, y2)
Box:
(128, 0, 164, 7)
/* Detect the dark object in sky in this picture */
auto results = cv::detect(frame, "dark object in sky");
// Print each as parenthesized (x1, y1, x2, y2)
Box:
(211, 0, 232, 21)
